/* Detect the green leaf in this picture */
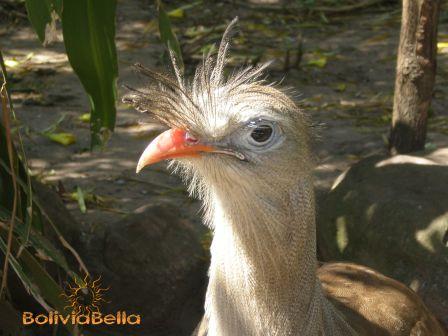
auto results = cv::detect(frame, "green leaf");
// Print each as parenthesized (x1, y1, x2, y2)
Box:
(438, 41, 448, 53)
(52, 0, 63, 16)
(61, 0, 118, 149)
(78, 112, 91, 123)
(25, 0, 52, 43)
(0, 299, 21, 336)
(76, 186, 87, 213)
(42, 113, 67, 134)
(0, 207, 76, 279)
(168, 8, 184, 19)
(43, 132, 76, 146)
(333, 83, 347, 92)
(0, 235, 74, 333)
(25, 0, 61, 45)
(0, 157, 88, 276)
(307, 55, 327, 68)
(158, 0, 184, 72)
(4, 59, 19, 68)
(1, 51, 81, 334)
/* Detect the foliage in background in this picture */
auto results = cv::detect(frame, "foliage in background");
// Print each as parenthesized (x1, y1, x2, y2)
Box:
(24, 0, 183, 149)
(24, 0, 62, 44)
(157, 0, 184, 72)
(0, 1, 181, 333)
(1, 0, 444, 333)
(0, 50, 84, 335)
(61, 0, 118, 148)
(25, 0, 118, 149)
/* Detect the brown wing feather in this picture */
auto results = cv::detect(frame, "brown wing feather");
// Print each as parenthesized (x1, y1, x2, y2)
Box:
(318, 262, 447, 336)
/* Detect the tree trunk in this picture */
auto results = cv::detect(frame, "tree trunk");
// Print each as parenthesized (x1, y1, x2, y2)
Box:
(389, 0, 440, 154)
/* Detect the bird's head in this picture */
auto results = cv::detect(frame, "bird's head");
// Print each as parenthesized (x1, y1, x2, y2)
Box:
(123, 20, 314, 199)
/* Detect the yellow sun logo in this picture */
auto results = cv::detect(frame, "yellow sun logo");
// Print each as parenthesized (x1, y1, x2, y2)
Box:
(62, 275, 109, 315)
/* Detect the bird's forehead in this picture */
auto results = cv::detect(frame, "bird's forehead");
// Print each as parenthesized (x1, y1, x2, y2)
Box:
(194, 90, 272, 137)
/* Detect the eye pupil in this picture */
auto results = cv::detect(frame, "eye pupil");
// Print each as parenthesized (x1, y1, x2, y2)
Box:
(250, 125, 273, 143)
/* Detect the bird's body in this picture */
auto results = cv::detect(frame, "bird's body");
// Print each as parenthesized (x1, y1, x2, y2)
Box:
(191, 173, 444, 336)
(319, 263, 446, 336)
(124, 19, 445, 336)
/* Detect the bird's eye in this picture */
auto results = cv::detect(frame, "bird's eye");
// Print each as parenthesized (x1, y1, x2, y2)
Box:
(243, 119, 282, 150)
(250, 125, 273, 143)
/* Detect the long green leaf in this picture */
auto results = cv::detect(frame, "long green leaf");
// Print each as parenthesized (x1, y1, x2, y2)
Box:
(0, 207, 78, 281)
(0, 235, 74, 328)
(0, 299, 20, 336)
(25, 0, 52, 43)
(0, 158, 88, 277)
(76, 186, 87, 213)
(52, 0, 63, 16)
(61, 0, 118, 148)
(0, 119, 14, 213)
(158, 0, 184, 72)
(0, 51, 84, 331)
(25, 0, 62, 44)
(0, 236, 45, 307)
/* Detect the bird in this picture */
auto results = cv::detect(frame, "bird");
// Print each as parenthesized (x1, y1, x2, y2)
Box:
(123, 19, 446, 336)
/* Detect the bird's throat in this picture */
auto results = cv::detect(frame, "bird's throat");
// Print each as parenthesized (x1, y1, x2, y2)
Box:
(204, 178, 327, 336)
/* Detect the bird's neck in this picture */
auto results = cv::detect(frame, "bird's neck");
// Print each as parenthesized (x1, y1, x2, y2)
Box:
(204, 177, 333, 336)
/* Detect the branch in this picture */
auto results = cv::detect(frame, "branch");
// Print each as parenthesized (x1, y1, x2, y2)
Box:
(229, 0, 390, 14)
(313, 0, 391, 14)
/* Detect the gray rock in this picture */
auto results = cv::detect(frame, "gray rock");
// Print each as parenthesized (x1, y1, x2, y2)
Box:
(317, 149, 448, 328)
(33, 181, 80, 245)
(87, 202, 208, 336)
(33, 182, 208, 336)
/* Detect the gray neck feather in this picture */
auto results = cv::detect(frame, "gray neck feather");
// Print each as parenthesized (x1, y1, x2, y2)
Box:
(203, 176, 344, 336)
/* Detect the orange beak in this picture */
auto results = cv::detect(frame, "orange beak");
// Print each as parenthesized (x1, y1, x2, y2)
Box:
(136, 128, 215, 173)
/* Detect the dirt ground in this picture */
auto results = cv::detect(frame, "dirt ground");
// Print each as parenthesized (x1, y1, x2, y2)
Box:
(2, 0, 448, 271)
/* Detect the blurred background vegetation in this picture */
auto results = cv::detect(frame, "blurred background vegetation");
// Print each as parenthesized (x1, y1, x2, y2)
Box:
(0, 0, 447, 335)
